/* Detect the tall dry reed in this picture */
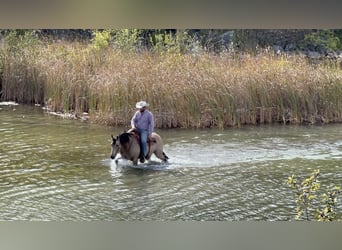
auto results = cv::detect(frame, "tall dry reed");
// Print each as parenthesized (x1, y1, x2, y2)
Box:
(1, 41, 342, 128)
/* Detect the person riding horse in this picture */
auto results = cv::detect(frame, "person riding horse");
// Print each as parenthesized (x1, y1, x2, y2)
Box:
(130, 101, 154, 163)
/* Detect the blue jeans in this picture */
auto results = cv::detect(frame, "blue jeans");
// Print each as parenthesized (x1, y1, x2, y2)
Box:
(137, 128, 148, 157)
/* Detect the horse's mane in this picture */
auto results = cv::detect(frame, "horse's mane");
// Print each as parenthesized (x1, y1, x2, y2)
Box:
(118, 132, 131, 145)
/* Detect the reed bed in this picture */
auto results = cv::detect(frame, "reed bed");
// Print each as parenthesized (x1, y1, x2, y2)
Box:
(1, 42, 342, 128)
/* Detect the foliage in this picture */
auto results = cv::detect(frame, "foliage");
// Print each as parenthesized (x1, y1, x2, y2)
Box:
(1, 30, 342, 128)
(3, 29, 342, 54)
(192, 29, 231, 53)
(286, 169, 341, 221)
(92, 29, 111, 51)
(4, 29, 39, 54)
(172, 30, 194, 54)
(300, 30, 341, 51)
(333, 29, 342, 47)
(148, 29, 197, 54)
(317, 185, 341, 221)
(1, 43, 342, 127)
(112, 29, 142, 52)
(1, 30, 42, 104)
(286, 169, 321, 220)
(233, 30, 259, 52)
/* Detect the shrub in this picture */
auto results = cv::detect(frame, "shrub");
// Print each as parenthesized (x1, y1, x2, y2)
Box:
(4, 29, 40, 54)
(286, 169, 341, 221)
(300, 30, 341, 52)
(1, 32, 342, 128)
(92, 29, 111, 50)
(112, 29, 142, 52)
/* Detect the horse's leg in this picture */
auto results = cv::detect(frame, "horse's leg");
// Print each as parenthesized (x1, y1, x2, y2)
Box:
(162, 151, 169, 161)
(132, 159, 138, 165)
(154, 149, 169, 162)
(145, 149, 153, 161)
(151, 137, 169, 162)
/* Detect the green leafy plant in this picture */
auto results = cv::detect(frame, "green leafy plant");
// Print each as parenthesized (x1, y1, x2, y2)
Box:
(4, 30, 39, 54)
(286, 169, 341, 221)
(149, 30, 195, 54)
(92, 29, 111, 51)
(300, 30, 341, 51)
(113, 29, 142, 52)
(317, 185, 341, 221)
(286, 169, 321, 220)
(150, 30, 174, 53)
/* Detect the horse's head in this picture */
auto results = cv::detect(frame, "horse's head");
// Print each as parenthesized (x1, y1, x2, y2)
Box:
(110, 134, 120, 159)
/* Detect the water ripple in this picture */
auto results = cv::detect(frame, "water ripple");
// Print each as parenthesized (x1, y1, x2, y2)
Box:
(1, 106, 342, 221)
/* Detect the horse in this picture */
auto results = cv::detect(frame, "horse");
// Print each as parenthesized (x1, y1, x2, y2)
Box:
(110, 129, 169, 165)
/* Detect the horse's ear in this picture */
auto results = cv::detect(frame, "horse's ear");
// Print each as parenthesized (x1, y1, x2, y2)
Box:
(111, 134, 115, 140)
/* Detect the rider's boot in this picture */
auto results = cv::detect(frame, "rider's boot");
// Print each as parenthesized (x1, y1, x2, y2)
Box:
(139, 147, 145, 163)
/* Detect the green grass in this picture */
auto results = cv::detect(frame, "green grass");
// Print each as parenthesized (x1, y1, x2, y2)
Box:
(1, 41, 342, 128)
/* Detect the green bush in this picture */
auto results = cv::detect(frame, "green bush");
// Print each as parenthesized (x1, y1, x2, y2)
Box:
(286, 169, 341, 221)
(92, 30, 111, 51)
(4, 29, 39, 54)
(300, 30, 341, 51)
(112, 29, 142, 52)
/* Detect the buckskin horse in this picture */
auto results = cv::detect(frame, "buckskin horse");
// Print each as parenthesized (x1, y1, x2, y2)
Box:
(110, 129, 169, 165)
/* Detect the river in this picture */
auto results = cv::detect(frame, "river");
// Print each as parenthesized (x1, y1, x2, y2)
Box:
(0, 104, 341, 221)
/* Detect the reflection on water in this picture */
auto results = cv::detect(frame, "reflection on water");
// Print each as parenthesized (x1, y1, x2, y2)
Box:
(0, 104, 342, 221)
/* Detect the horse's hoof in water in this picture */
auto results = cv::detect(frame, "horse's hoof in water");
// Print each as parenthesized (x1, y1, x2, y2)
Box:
(115, 159, 119, 164)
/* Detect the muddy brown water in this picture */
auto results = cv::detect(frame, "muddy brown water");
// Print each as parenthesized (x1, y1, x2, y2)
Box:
(1, 104, 341, 220)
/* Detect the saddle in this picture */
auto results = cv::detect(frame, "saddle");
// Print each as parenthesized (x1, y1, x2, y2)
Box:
(129, 128, 156, 161)
(129, 128, 157, 144)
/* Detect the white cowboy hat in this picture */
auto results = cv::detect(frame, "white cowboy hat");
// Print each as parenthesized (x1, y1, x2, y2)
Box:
(135, 101, 149, 109)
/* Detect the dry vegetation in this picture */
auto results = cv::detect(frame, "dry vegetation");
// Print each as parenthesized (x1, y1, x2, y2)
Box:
(1, 41, 342, 128)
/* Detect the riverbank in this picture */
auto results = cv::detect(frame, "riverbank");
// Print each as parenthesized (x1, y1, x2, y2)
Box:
(1, 41, 342, 128)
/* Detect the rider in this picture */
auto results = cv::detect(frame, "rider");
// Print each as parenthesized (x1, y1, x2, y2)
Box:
(131, 101, 154, 163)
